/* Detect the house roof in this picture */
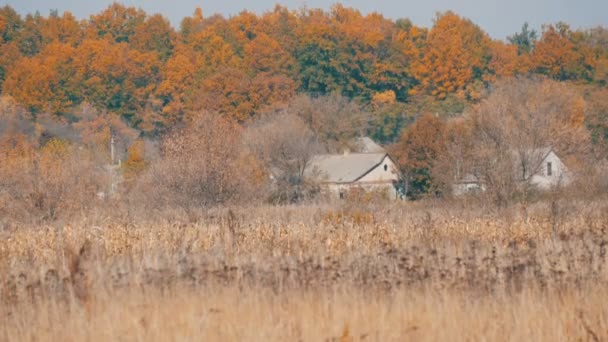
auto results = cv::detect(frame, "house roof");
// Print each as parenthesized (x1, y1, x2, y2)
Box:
(351, 137, 385, 153)
(305, 153, 389, 183)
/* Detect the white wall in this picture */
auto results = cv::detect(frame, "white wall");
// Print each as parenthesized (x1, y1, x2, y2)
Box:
(357, 156, 400, 183)
(530, 151, 571, 189)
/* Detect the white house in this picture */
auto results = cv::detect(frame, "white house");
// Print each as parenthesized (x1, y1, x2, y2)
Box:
(304, 138, 402, 199)
(453, 147, 571, 195)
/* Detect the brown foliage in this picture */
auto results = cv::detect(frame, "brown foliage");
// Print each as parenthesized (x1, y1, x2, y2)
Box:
(132, 112, 258, 209)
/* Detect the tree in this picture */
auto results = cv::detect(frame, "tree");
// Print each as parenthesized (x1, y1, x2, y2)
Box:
(86, 3, 146, 43)
(131, 14, 175, 61)
(488, 40, 526, 80)
(243, 32, 295, 75)
(285, 94, 370, 151)
(179, 7, 204, 43)
(18, 13, 44, 56)
(508, 22, 538, 55)
(3, 42, 77, 115)
(193, 68, 296, 123)
(0, 6, 23, 43)
(133, 112, 256, 208)
(70, 39, 161, 122)
(390, 113, 447, 198)
(412, 12, 492, 100)
(244, 112, 323, 203)
(531, 23, 595, 81)
(40, 10, 82, 46)
(122, 139, 147, 180)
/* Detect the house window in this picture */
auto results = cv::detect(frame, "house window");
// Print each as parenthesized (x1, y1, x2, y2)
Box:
(547, 162, 553, 176)
(384, 164, 388, 171)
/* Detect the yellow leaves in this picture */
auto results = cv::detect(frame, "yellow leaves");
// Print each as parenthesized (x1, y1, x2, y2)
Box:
(41, 11, 82, 46)
(189, 30, 240, 74)
(123, 139, 147, 179)
(488, 41, 523, 79)
(531, 24, 595, 81)
(86, 3, 146, 43)
(413, 11, 492, 100)
(372, 90, 396, 107)
(244, 32, 294, 74)
(3, 42, 75, 114)
(330, 4, 389, 49)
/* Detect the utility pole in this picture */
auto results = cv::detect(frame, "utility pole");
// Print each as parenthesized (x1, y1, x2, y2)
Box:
(110, 135, 115, 165)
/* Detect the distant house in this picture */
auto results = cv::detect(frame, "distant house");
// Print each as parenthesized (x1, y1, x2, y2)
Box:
(453, 147, 571, 195)
(304, 137, 403, 199)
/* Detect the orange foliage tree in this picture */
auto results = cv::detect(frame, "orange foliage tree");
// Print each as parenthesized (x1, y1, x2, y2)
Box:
(412, 11, 492, 100)
(532, 23, 595, 81)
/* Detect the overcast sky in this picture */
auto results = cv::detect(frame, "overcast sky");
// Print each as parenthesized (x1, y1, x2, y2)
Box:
(3, 0, 607, 39)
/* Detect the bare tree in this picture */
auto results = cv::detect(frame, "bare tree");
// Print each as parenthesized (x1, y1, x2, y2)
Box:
(132, 112, 260, 209)
(244, 112, 323, 203)
(467, 76, 591, 205)
(282, 94, 370, 152)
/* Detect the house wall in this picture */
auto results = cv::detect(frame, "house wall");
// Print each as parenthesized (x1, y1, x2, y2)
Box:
(325, 183, 399, 200)
(452, 182, 485, 196)
(357, 156, 400, 183)
(530, 151, 571, 189)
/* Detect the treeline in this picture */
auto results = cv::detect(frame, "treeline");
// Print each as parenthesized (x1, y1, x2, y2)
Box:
(0, 4, 607, 138)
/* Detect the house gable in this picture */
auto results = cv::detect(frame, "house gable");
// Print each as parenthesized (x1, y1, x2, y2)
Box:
(529, 150, 571, 189)
(356, 155, 401, 184)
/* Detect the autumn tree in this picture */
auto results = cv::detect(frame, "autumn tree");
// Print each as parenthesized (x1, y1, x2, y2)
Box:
(40, 10, 82, 46)
(18, 12, 44, 56)
(3, 42, 77, 115)
(131, 14, 175, 61)
(391, 113, 447, 198)
(285, 94, 369, 150)
(133, 112, 257, 208)
(179, 7, 204, 43)
(71, 102, 140, 161)
(531, 23, 595, 81)
(244, 112, 323, 203)
(412, 11, 492, 101)
(86, 3, 146, 43)
(0, 136, 105, 222)
(70, 39, 161, 123)
(508, 23, 538, 54)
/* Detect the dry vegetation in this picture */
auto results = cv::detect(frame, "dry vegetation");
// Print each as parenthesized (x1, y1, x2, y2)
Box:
(2, 198, 608, 341)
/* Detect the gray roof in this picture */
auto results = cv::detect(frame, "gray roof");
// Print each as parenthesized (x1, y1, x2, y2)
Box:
(305, 153, 388, 183)
(351, 137, 386, 153)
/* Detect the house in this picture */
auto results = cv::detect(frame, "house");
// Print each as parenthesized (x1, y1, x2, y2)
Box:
(304, 138, 403, 199)
(452, 174, 485, 196)
(453, 147, 571, 195)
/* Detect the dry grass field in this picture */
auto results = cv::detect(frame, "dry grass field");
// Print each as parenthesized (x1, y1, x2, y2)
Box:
(1, 198, 608, 341)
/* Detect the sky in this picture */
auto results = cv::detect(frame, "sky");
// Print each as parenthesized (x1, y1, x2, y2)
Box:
(3, 0, 607, 39)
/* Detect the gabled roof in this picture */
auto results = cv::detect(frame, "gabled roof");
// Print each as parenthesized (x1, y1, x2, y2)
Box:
(351, 137, 385, 153)
(305, 153, 389, 183)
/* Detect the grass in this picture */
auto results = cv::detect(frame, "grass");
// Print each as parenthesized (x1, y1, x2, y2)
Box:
(1, 198, 607, 341)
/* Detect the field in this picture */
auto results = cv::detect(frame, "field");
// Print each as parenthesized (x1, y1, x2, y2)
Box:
(1, 198, 608, 341)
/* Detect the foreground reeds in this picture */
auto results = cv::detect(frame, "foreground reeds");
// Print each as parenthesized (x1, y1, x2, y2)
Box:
(1, 199, 607, 341)
(3, 285, 607, 341)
